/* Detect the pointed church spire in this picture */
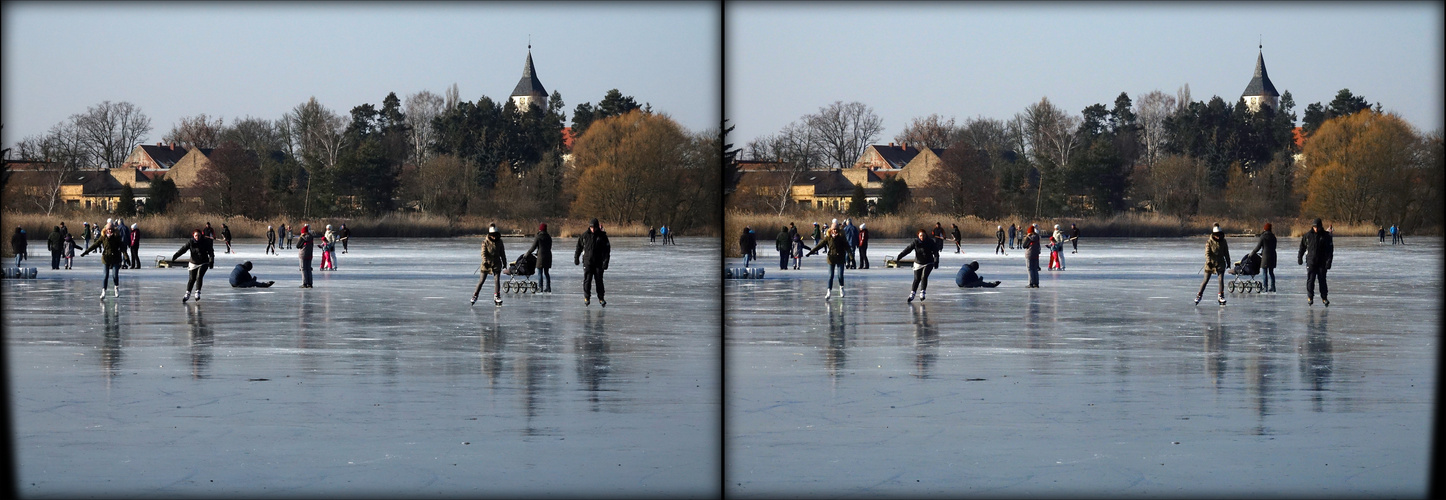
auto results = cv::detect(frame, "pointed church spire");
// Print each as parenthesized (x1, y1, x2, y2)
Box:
(511, 44, 548, 106)
(1242, 47, 1279, 98)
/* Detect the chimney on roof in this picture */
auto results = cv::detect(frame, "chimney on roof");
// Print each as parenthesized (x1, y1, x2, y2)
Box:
(889, 142, 894, 148)
(169, 143, 175, 150)
(157, 141, 163, 147)
(901, 142, 908, 150)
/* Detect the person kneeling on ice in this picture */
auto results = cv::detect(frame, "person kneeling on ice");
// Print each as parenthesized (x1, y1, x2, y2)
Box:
(230, 261, 275, 288)
(955, 261, 1001, 288)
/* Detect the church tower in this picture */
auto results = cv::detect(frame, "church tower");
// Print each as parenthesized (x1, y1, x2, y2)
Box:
(1241, 45, 1280, 113)
(510, 46, 548, 111)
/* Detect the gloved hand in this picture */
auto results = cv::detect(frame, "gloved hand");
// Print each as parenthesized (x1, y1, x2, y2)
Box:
(574, 258, 580, 266)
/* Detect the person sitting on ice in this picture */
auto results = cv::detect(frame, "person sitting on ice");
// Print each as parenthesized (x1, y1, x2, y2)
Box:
(229, 261, 275, 288)
(955, 260, 1001, 288)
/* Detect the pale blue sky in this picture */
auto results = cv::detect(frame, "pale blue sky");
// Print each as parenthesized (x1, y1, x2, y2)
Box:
(727, 2, 1444, 148)
(2, 1, 720, 148)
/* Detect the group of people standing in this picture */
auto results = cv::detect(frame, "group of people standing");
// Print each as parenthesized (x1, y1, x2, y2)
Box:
(648, 225, 677, 245)
(1377, 225, 1407, 245)
(471, 219, 610, 307)
(1194, 219, 1334, 306)
(27, 219, 143, 271)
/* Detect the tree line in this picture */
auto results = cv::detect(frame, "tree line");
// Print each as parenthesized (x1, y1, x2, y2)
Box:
(733, 88, 1444, 231)
(7, 88, 720, 232)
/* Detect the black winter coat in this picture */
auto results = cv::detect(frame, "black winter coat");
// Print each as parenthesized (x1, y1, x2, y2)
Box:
(230, 262, 257, 287)
(575, 228, 611, 269)
(526, 230, 553, 269)
(896, 236, 940, 267)
(1249, 231, 1277, 269)
(172, 237, 215, 267)
(1298, 229, 1333, 269)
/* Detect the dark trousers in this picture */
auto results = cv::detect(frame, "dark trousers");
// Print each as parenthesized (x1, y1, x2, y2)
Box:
(1008, 235, 1015, 249)
(996, 241, 1005, 254)
(102, 262, 120, 288)
(540, 268, 551, 291)
(911, 265, 933, 292)
(342, 239, 348, 253)
(186, 265, 209, 292)
(1197, 272, 1224, 298)
(1026, 255, 1039, 287)
(300, 258, 312, 286)
(51, 250, 61, 269)
(846, 248, 856, 268)
(827, 262, 845, 289)
(1306, 266, 1328, 299)
(859, 245, 868, 269)
(267, 241, 276, 254)
(129, 245, 139, 268)
(473, 272, 500, 298)
(780, 250, 789, 270)
(583, 267, 605, 300)
(1072, 239, 1078, 252)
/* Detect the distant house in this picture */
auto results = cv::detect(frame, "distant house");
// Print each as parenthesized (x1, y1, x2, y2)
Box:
(843, 142, 949, 205)
(3, 166, 139, 212)
(122, 142, 189, 172)
(730, 167, 877, 212)
(164, 146, 217, 202)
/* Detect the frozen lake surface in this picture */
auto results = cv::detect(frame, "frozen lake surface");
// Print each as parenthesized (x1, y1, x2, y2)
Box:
(726, 236, 1438, 497)
(6, 236, 720, 497)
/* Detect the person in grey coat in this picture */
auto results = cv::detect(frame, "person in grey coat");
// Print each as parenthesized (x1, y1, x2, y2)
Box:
(1247, 222, 1278, 292)
(525, 223, 553, 292)
(1298, 218, 1334, 306)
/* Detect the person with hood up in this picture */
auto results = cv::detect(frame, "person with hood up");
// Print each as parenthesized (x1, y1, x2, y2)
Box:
(955, 261, 1001, 288)
(790, 228, 805, 270)
(844, 219, 860, 269)
(952, 223, 963, 254)
(525, 223, 553, 292)
(1008, 223, 1017, 249)
(1070, 223, 1080, 254)
(47, 225, 63, 270)
(1247, 222, 1278, 292)
(739, 226, 757, 268)
(1023, 225, 1041, 288)
(858, 223, 871, 269)
(11, 227, 27, 267)
(810, 222, 822, 247)
(1298, 218, 1334, 306)
(574, 218, 611, 306)
(995, 225, 1006, 255)
(322, 224, 338, 270)
(80, 224, 125, 298)
(173, 228, 217, 302)
(339, 224, 350, 253)
(284, 224, 294, 249)
(1194, 224, 1230, 306)
(127, 223, 140, 270)
(221, 224, 233, 254)
(82, 221, 92, 249)
(229, 261, 274, 288)
(897, 229, 941, 302)
(266, 225, 277, 255)
(775, 226, 791, 270)
(649, 226, 657, 244)
(807, 222, 849, 298)
(471, 224, 507, 306)
(1048, 224, 1065, 270)
(319, 234, 334, 271)
(61, 232, 82, 269)
(296, 224, 314, 288)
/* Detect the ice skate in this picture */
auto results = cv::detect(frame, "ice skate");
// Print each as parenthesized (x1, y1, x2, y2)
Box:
(585, 297, 591, 306)
(470, 295, 478, 306)
(600, 298, 607, 307)
(493, 294, 502, 306)
(182, 291, 191, 303)
(822, 289, 831, 299)
(193, 290, 200, 301)
(839, 286, 845, 297)
(1308, 297, 1314, 306)
(1217, 294, 1226, 306)
(99, 288, 107, 300)
(111, 286, 119, 297)
(907, 291, 915, 303)
(919, 290, 926, 302)
(1193, 294, 1201, 305)
(1322, 298, 1329, 307)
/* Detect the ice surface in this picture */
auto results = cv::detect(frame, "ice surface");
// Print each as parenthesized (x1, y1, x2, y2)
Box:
(726, 236, 1439, 497)
(5, 236, 721, 497)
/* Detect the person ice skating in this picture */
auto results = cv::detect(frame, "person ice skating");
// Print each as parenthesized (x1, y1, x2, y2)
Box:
(1247, 222, 1279, 292)
(668, 225, 676, 245)
(127, 223, 140, 270)
(931, 222, 945, 240)
(1047, 234, 1060, 270)
(574, 218, 611, 306)
(1298, 218, 1334, 306)
(898, 229, 941, 303)
(203, 222, 215, 241)
(62, 233, 81, 269)
(995, 225, 1006, 255)
(775, 226, 791, 270)
(221, 224, 233, 254)
(81, 221, 92, 249)
(1070, 223, 1080, 254)
(858, 223, 870, 269)
(739, 226, 757, 268)
(266, 225, 277, 255)
(1053, 233, 1066, 270)
(80, 224, 125, 298)
(1023, 225, 1041, 288)
(339, 224, 349, 253)
(790, 229, 805, 270)
(955, 261, 1001, 288)
(807, 223, 849, 298)
(524, 223, 553, 292)
(1194, 224, 1230, 306)
(952, 224, 963, 254)
(811, 222, 821, 247)
(172, 229, 215, 302)
(322, 225, 337, 268)
(1007, 223, 1017, 249)
(1378, 226, 1386, 243)
(285, 224, 295, 249)
(11, 227, 26, 267)
(229, 261, 275, 288)
(47, 225, 63, 270)
(319, 235, 334, 271)
(471, 224, 506, 306)
(296, 224, 314, 288)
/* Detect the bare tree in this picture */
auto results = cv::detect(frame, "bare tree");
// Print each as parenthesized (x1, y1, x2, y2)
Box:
(220, 116, 286, 155)
(1134, 90, 1177, 171)
(404, 90, 446, 167)
(807, 101, 883, 170)
(285, 97, 347, 170)
(746, 120, 823, 215)
(957, 116, 1011, 154)
(445, 83, 461, 111)
(17, 119, 88, 214)
(1175, 83, 1192, 113)
(1017, 97, 1081, 217)
(894, 114, 959, 150)
(75, 101, 152, 170)
(163, 113, 225, 149)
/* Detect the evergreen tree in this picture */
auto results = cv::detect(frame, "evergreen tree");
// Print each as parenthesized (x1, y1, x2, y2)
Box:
(115, 183, 136, 216)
